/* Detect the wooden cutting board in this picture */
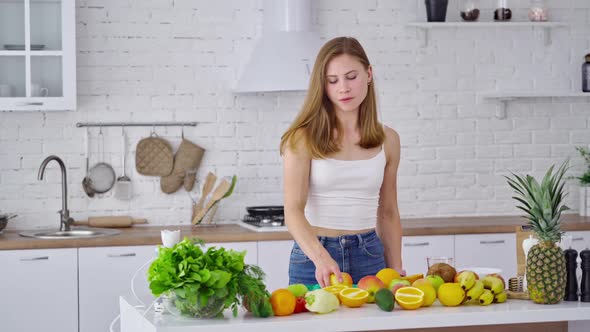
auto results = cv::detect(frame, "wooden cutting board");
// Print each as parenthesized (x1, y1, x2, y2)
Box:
(73, 216, 148, 228)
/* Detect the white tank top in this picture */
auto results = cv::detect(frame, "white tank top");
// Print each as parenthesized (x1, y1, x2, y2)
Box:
(305, 147, 386, 230)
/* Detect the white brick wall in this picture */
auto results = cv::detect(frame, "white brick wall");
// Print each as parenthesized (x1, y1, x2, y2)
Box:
(0, 0, 589, 229)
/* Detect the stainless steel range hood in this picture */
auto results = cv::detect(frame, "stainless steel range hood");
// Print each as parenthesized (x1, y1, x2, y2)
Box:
(234, 0, 323, 93)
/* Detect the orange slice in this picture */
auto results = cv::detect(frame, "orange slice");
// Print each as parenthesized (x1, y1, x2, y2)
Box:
(339, 288, 369, 308)
(323, 285, 349, 303)
(394, 286, 424, 310)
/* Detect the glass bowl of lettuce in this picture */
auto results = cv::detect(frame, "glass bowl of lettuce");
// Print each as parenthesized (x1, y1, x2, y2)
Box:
(162, 290, 225, 318)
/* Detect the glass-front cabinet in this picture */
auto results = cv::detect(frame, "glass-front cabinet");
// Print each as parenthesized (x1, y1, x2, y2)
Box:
(0, 0, 75, 111)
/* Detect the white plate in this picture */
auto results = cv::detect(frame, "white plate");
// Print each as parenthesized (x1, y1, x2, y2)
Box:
(456, 267, 502, 277)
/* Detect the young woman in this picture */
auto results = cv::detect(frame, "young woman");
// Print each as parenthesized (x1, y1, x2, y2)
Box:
(280, 36, 403, 287)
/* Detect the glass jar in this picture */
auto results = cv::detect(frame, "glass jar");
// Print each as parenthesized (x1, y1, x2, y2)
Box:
(460, 0, 480, 22)
(583, 54, 590, 93)
(529, 0, 548, 22)
(494, 0, 512, 21)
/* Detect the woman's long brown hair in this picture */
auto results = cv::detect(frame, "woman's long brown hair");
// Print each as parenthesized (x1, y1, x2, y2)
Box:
(280, 36, 385, 159)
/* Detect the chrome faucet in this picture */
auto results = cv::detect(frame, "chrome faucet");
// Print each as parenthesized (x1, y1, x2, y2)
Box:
(38, 155, 74, 231)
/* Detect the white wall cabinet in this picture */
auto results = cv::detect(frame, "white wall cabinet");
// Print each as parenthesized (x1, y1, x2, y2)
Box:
(0, 0, 76, 111)
(402, 235, 454, 275)
(0, 248, 78, 332)
(257, 240, 294, 291)
(454, 233, 517, 279)
(79, 245, 157, 332)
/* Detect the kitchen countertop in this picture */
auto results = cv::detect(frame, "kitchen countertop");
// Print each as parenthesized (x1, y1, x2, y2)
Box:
(119, 295, 590, 332)
(1, 214, 590, 251)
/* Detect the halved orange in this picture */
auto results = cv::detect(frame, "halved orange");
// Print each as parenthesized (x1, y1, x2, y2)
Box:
(339, 288, 369, 308)
(394, 286, 424, 310)
(323, 285, 349, 303)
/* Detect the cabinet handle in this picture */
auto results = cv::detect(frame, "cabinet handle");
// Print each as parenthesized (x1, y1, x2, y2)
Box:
(107, 253, 137, 258)
(16, 102, 44, 106)
(572, 237, 584, 242)
(480, 240, 505, 245)
(20, 256, 49, 261)
(404, 242, 430, 247)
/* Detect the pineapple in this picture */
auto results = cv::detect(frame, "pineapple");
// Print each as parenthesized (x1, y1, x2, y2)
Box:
(505, 162, 569, 304)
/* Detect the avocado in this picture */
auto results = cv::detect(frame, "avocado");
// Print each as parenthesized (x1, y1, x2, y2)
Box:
(375, 288, 395, 312)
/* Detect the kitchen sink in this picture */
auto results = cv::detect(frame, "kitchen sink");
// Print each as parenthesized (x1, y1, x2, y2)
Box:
(19, 227, 121, 239)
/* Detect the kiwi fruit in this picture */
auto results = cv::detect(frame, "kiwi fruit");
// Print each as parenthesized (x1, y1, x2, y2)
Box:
(427, 263, 457, 283)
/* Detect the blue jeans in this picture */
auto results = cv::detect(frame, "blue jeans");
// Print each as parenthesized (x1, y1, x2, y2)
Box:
(288, 230, 386, 285)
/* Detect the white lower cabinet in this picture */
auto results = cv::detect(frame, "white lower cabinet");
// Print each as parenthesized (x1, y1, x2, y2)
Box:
(257, 240, 294, 291)
(0, 248, 78, 332)
(454, 233, 517, 279)
(79, 245, 157, 332)
(402, 235, 454, 275)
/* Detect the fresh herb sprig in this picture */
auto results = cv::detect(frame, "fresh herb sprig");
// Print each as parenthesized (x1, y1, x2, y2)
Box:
(147, 237, 271, 318)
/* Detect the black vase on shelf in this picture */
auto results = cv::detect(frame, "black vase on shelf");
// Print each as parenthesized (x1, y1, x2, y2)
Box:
(425, 0, 449, 22)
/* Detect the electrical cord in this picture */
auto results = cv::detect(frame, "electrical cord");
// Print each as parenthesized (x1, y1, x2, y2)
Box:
(109, 256, 156, 332)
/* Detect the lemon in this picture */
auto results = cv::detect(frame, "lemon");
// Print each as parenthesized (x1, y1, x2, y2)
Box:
(394, 286, 424, 310)
(323, 285, 349, 303)
(437, 283, 465, 307)
(376, 268, 401, 287)
(339, 288, 369, 308)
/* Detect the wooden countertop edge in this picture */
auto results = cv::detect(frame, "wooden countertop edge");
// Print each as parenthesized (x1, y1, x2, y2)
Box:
(2, 215, 590, 250)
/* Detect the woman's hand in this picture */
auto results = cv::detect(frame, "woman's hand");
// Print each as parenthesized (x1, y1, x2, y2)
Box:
(314, 256, 342, 288)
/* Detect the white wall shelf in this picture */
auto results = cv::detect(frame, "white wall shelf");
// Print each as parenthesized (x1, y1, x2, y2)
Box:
(407, 21, 568, 47)
(479, 91, 590, 119)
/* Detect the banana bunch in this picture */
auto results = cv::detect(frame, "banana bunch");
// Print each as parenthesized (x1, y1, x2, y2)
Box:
(456, 271, 507, 306)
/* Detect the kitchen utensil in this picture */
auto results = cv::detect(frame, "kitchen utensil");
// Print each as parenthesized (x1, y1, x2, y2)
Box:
(135, 133, 174, 176)
(192, 178, 232, 225)
(115, 129, 132, 200)
(82, 128, 95, 198)
(246, 206, 284, 217)
(204, 175, 237, 225)
(0, 213, 17, 233)
(72, 216, 147, 228)
(194, 172, 217, 212)
(88, 127, 116, 194)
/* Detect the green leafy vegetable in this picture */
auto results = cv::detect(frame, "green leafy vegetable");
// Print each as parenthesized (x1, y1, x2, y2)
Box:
(147, 237, 272, 318)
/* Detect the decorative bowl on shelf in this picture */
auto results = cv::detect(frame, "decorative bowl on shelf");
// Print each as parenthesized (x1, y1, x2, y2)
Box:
(162, 291, 225, 318)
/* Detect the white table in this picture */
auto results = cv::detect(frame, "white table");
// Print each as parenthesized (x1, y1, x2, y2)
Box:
(120, 296, 590, 332)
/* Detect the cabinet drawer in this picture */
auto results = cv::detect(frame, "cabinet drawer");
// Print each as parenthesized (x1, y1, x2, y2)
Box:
(455, 233, 517, 279)
(402, 235, 454, 275)
(0, 248, 78, 332)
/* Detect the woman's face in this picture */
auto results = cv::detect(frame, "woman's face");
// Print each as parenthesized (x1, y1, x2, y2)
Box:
(324, 54, 372, 113)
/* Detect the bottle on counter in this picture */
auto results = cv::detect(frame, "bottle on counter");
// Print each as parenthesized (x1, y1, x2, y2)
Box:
(581, 249, 590, 302)
(583, 54, 590, 93)
(529, 0, 548, 22)
(460, 0, 480, 22)
(494, 0, 512, 21)
(564, 248, 579, 301)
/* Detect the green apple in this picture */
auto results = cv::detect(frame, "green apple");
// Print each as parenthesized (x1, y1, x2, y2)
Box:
(426, 274, 445, 292)
(287, 283, 309, 298)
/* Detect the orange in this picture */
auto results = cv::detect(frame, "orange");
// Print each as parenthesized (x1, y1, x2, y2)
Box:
(401, 273, 424, 284)
(270, 288, 296, 316)
(376, 268, 401, 287)
(394, 286, 424, 310)
(323, 285, 350, 303)
(339, 288, 369, 308)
